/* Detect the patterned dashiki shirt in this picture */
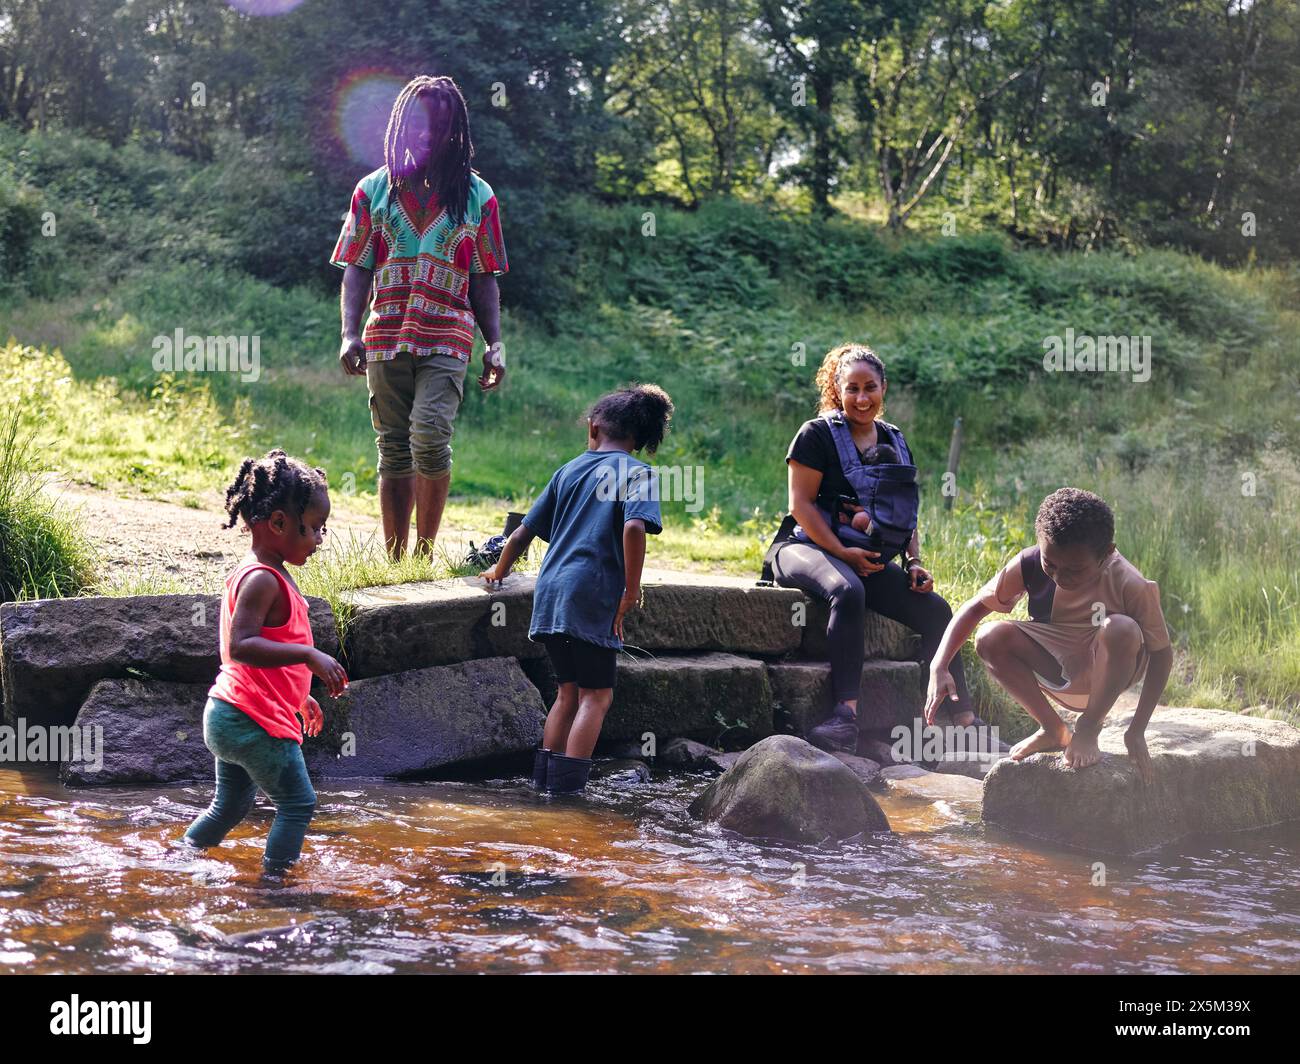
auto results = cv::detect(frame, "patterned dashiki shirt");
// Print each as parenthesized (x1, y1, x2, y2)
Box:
(330, 167, 508, 363)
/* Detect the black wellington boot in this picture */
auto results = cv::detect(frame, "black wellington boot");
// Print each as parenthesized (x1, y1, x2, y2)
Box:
(546, 753, 593, 795)
(530, 748, 553, 790)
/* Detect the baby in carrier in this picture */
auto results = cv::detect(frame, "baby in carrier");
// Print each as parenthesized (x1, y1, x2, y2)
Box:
(841, 443, 900, 551)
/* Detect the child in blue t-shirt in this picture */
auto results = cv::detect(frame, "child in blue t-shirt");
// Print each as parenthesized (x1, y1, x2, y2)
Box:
(483, 384, 672, 794)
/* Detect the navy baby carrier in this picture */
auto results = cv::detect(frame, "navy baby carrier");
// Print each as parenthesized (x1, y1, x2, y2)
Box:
(790, 413, 920, 562)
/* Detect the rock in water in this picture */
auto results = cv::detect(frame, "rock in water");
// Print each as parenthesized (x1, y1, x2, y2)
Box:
(660, 737, 722, 769)
(306, 657, 545, 778)
(60, 678, 210, 786)
(591, 759, 652, 785)
(688, 734, 890, 843)
(982, 706, 1300, 854)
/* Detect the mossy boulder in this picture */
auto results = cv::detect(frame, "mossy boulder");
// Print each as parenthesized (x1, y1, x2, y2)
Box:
(689, 734, 890, 843)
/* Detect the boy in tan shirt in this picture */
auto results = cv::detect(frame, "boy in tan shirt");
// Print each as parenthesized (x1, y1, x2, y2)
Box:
(926, 488, 1172, 781)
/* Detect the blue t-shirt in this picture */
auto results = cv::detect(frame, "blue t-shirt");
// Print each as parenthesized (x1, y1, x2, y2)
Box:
(524, 449, 663, 649)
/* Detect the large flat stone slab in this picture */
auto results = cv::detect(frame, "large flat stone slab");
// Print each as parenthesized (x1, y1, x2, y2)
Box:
(624, 569, 803, 656)
(767, 659, 925, 739)
(343, 569, 805, 680)
(60, 678, 210, 786)
(1, 594, 339, 728)
(883, 765, 984, 806)
(601, 651, 773, 748)
(800, 603, 919, 662)
(59, 658, 546, 785)
(305, 656, 546, 778)
(982, 706, 1300, 854)
(342, 576, 544, 679)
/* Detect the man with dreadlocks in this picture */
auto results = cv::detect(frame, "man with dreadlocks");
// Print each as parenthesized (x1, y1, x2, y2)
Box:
(332, 75, 509, 558)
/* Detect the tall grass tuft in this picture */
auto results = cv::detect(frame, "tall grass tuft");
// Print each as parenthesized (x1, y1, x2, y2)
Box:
(0, 407, 98, 602)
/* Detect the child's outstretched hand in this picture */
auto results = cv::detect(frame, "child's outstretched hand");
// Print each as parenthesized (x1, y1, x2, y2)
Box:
(299, 695, 324, 738)
(1125, 727, 1154, 785)
(481, 562, 508, 586)
(925, 666, 959, 725)
(307, 649, 349, 698)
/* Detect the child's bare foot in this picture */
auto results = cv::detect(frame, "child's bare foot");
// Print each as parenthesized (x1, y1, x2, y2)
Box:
(1062, 731, 1103, 769)
(1009, 725, 1071, 760)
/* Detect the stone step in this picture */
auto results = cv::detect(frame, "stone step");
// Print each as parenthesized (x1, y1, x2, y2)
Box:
(342, 575, 544, 679)
(800, 602, 920, 662)
(982, 705, 1300, 854)
(1, 594, 339, 729)
(627, 568, 804, 656)
(341, 568, 806, 679)
(594, 651, 774, 748)
(305, 656, 545, 779)
(60, 678, 211, 786)
(767, 658, 926, 738)
(60, 657, 547, 784)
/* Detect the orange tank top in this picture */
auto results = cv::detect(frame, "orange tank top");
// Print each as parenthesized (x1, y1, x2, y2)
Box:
(208, 561, 314, 743)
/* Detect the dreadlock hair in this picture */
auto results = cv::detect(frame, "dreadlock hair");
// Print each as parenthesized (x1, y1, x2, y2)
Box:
(1034, 487, 1115, 557)
(587, 384, 675, 455)
(815, 342, 887, 415)
(384, 75, 474, 224)
(222, 450, 328, 536)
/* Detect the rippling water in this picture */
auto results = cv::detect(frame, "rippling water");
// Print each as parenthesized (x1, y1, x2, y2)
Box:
(1, 765, 1297, 974)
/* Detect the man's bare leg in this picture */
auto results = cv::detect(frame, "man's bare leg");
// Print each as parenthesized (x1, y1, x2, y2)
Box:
(413, 471, 452, 556)
(975, 622, 1072, 759)
(1063, 615, 1142, 769)
(379, 475, 416, 559)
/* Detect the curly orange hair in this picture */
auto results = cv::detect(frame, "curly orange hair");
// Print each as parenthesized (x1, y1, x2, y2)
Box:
(814, 342, 887, 415)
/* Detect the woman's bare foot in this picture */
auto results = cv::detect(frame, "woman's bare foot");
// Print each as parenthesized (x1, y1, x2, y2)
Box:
(1009, 724, 1071, 760)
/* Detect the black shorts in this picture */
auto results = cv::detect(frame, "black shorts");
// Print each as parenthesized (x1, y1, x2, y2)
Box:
(538, 633, 619, 690)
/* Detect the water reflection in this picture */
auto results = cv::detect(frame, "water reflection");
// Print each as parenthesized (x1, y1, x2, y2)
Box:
(1, 766, 1297, 974)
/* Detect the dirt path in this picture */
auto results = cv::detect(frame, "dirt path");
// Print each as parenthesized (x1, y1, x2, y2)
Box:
(41, 480, 383, 592)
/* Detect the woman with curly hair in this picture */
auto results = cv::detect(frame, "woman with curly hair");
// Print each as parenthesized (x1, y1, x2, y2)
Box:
(772, 343, 980, 754)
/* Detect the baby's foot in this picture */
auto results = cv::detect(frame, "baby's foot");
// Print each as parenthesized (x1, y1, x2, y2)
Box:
(1009, 725, 1071, 760)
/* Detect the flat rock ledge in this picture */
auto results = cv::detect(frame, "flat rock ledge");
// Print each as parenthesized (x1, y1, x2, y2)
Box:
(982, 706, 1300, 855)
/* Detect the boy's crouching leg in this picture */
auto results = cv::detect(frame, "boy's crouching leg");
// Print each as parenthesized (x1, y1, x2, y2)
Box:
(975, 622, 1073, 760)
(1085, 613, 1144, 718)
(1062, 615, 1145, 771)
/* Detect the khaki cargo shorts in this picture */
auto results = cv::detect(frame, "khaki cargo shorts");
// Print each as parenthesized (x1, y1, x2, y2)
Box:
(366, 353, 469, 479)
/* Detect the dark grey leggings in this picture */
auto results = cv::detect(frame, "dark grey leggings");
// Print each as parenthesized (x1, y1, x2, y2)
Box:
(773, 540, 972, 709)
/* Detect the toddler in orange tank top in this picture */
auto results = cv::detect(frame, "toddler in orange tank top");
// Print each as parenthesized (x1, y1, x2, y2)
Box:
(183, 450, 348, 876)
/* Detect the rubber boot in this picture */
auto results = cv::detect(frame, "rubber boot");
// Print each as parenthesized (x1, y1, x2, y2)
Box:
(530, 748, 553, 790)
(546, 753, 593, 794)
(808, 702, 859, 754)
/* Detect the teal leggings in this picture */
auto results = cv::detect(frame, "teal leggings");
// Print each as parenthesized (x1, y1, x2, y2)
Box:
(184, 697, 317, 873)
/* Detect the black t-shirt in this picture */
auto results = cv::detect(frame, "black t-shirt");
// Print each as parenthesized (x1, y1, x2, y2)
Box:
(784, 416, 912, 513)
